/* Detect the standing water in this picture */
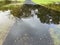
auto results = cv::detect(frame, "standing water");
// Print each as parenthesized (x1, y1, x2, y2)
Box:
(0, 1, 60, 45)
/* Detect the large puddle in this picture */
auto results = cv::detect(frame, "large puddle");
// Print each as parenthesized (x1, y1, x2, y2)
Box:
(0, 4, 60, 45)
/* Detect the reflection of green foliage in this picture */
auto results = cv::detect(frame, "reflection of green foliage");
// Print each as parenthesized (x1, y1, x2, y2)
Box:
(0, 4, 60, 24)
(11, 4, 60, 24)
(11, 5, 22, 18)
(11, 4, 40, 18)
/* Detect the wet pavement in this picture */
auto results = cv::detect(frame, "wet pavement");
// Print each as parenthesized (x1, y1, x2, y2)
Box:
(0, 1, 60, 45)
(3, 14, 54, 45)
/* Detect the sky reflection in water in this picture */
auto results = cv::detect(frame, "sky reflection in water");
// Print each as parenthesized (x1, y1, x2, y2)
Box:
(0, 4, 60, 45)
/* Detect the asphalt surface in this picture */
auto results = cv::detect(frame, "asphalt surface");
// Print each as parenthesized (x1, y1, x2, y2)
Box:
(24, 0, 36, 5)
(3, 15, 54, 45)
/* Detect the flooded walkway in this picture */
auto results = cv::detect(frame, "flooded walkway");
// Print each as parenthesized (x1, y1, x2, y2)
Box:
(0, 10, 15, 45)
(3, 12, 54, 45)
(0, 4, 60, 45)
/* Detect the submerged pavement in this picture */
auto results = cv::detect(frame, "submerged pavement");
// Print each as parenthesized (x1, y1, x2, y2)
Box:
(3, 15, 54, 45)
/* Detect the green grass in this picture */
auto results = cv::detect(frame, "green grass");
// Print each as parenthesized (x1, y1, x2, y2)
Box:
(0, 0, 24, 11)
(32, 0, 60, 12)
(32, 0, 60, 4)
(43, 3, 60, 12)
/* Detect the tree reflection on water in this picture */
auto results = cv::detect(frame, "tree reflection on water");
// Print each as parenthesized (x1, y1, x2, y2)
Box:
(11, 4, 60, 24)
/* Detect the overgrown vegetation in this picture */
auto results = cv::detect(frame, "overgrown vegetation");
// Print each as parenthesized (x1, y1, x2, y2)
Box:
(0, 1, 11, 7)
(43, 2, 60, 12)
